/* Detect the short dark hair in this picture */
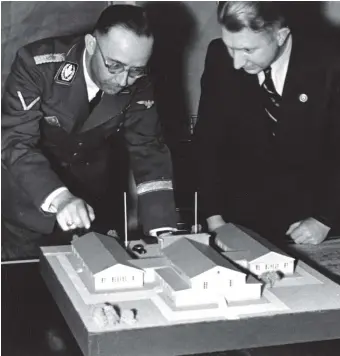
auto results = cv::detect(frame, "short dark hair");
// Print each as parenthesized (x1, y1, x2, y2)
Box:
(94, 4, 153, 37)
(217, 1, 287, 33)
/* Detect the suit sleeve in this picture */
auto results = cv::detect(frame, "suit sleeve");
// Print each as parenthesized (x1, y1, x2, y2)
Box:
(316, 63, 340, 230)
(123, 79, 179, 234)
(1, 48, 65, 211)
(193, 41, 230, 219)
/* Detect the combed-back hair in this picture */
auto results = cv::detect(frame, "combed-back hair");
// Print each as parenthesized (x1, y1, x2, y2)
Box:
(217, 1, 287, 32)
(94, 4, 153, 37)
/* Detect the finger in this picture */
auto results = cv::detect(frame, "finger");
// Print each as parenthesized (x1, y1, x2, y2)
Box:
(65, 204, 83, 230)
(86, 204, 96, 222)
(57, 209, 73, 231)
(77, 204, 92, 229)
(66, 205, 83, 228)
(286, 221, 301, 235)
(293, 228, 311, 244)
(294, 235, 310, 244)
(57, 213, 69, 231)
(290, 226, 306, 242)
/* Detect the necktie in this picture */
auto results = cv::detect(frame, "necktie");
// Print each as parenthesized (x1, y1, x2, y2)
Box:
(89, 89, 103, 113)
(261, 67, 281, 136)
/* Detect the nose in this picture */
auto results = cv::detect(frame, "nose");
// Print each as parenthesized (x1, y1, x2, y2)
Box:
(116, 70, 129, 87)
(233, 51, 246, 70)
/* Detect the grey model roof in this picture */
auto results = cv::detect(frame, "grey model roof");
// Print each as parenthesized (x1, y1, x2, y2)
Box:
(156, 267, 190, 291)
(215, 224, 290, 261)
(163, 238, 243, 279)
(72, 232, 137, 275)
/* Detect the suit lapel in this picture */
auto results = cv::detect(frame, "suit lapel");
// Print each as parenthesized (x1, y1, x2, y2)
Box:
(278, 38, 313, 138)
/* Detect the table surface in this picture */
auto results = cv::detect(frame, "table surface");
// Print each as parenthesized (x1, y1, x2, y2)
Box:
(2, 238, 340, 356)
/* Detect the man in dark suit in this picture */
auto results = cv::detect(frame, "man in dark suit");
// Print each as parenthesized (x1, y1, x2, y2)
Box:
(2, 5, 178, 258)
(194, 2, 339, 244)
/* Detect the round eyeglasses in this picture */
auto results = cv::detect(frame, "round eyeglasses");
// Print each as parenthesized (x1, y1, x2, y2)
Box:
(95, 39, 147, 79)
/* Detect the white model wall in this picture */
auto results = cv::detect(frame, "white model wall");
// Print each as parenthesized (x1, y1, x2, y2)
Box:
(95, 265, 144, 290)
(225, 283, 262, 303)
(249, 260, 295, 276)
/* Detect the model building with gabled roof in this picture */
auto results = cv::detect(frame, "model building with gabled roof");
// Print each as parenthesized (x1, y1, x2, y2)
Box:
(215, 224, 295, 276)
(163, 238, 245, 284)
(72, 233, 144, 291)
(159, 237, 261, 306)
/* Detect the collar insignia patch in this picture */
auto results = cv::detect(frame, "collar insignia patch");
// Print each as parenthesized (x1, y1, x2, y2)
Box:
(136, 100, 154, 109)
(54, 61, 78, 85)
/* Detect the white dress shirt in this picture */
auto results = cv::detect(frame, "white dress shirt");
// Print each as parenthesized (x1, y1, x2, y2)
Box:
(257, 35, 293, 95)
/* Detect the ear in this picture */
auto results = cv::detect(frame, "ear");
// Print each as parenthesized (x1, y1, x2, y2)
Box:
(85, 34, 96, 56)
(276, 27, 291, 47)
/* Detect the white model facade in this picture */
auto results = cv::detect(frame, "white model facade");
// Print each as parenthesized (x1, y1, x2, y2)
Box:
(94, 264, 144, 291)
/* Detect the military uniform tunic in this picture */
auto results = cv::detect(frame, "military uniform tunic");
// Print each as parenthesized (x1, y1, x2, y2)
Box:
(2, 35, 178, 234)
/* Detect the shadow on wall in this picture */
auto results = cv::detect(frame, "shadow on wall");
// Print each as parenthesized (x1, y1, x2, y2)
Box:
(284, 2, 340, 47)
(144, 1, 196, 146)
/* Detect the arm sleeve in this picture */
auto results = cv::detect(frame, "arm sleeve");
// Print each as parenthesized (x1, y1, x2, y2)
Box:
(193, 41, 229, 219)
(315, 63, 340, 230)
(122, 79, 179, 234)
(1, 48, 65, 210)
(41, 187, 68, 213)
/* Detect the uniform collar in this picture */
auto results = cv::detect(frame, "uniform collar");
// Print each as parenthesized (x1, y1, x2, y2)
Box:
(83, 49, 100, 101)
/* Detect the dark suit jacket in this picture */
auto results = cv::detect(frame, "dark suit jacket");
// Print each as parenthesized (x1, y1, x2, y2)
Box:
(194, 36, 340, 237)
(2, 35, 178, 234)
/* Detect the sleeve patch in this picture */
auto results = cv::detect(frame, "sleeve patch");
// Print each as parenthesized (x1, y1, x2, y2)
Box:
(17, 91, 40, 111)
(34, 53, 65, 65)
(136, 180, 173, 195)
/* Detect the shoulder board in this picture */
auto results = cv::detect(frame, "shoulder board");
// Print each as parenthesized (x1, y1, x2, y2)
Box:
(34, 53, 66, 65)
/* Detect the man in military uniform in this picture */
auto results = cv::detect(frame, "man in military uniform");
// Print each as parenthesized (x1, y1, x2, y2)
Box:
(2, 5, 179, 258)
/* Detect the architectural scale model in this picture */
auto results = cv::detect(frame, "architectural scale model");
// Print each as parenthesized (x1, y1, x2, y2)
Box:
(215, 224, 295, 276)
(40, 223, 340, 356)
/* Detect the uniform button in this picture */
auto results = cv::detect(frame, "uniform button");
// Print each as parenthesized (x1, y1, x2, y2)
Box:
(78, 142, 83, 146)
(86, 162, 90, 166)
(73, 152, 78, 156)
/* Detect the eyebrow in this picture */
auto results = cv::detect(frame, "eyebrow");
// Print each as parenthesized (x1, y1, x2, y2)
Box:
(227, 45, 257, 51)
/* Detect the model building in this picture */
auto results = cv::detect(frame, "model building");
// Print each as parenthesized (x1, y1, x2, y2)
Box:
(72, 233, 144, 291)
(215, 224, 295, 276)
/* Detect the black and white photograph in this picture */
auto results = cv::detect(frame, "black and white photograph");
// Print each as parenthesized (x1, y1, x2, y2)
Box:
(1, 1, 340, 356)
